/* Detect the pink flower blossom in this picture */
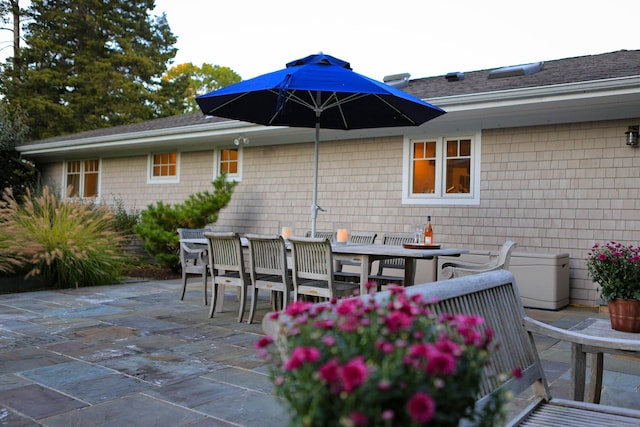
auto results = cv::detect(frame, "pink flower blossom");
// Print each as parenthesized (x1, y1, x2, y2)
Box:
(322, 335, 336, 346)
(349, 411, 368, 426)
(254, 336, 273, 349)
(407, 392, 435, 423)
(384, 310, 413, 332)
(284, 301, 313, 317)
(512, 367, 523, 379)
(342, 356, 369, 393)
(284, 346, 320, 371)
(319, 358, 341, 384)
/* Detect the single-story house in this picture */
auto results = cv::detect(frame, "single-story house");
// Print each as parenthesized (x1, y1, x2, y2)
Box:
(17, 49, 640, 307)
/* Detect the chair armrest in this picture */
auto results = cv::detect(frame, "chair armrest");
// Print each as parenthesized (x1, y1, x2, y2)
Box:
(441, 260, 497, 271)
(524, 316, 640, 351)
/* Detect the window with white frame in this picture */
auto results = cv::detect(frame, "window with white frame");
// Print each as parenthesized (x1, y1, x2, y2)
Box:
(65, 159, 100, 198)
(148, 152, 180, 183)
(402, 134, 480, 205)
(214, 147, 242, 181)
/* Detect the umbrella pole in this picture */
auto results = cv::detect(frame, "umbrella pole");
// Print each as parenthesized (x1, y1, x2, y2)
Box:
(311, 115, 320, 238)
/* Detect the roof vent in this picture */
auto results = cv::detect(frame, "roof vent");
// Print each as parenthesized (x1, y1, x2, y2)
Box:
(383, 73, 411, 88)
(445, 72, 465, 82)
(488, 61, 544, 79)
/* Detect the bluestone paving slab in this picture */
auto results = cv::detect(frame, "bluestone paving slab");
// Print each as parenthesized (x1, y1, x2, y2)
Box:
(0, 405, 42, 427)
(145, 376, 243, 408)
(194, 389, 287, 427)
(0, 347, 73, 373)
(20, 360, 114, 386)
(41, 394, 206, 427)
(0, 383, 87, 419)
(202, 367, 274, 394)
(52, 373, 152, 404)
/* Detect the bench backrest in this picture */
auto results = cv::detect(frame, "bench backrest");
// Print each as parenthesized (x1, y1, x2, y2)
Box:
(397, 270, 551, 405)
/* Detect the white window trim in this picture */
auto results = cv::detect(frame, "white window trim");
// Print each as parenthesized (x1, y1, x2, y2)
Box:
(401, 132, 481, 206)
(147, 152, 181, 184)
(212, 147, 243, 182)
(62, 158, 102, 201)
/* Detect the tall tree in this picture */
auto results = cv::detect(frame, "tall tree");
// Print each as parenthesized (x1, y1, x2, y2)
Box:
(163, 63, 241, 113)
(1, 0, 180, 140)
(0, 0, 23, 59)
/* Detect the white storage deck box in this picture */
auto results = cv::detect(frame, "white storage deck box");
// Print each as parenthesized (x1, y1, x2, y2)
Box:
(437, 251, 570, 310)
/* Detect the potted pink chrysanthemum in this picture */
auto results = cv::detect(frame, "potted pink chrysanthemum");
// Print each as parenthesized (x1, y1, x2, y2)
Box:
(256, 285, 511, 427)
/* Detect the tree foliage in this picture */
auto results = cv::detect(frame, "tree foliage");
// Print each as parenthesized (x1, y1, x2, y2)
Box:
(0, 0, 183, 140)
(0, 101, 37, 199)
(163, 62, 241, 113)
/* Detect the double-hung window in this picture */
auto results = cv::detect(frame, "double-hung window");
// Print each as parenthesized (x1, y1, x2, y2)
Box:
(65, 159, 100, 198)
(402, 134, 480, 205)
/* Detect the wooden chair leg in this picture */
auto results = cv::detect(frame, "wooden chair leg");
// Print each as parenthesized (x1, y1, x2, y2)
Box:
(208, 283, 219, 318)
(180, 272, 187, 300)
(248, 287, 259, 324)
(201, 269, 208, 305)
(237, 286, 248, 323)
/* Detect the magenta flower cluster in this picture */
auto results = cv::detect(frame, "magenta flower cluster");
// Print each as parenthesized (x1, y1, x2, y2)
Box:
(256, 284, 511, 427)
(587, 241, 640, 301)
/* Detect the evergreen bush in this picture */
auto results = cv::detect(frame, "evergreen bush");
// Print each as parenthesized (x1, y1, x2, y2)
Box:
(134, 174, 237, 269)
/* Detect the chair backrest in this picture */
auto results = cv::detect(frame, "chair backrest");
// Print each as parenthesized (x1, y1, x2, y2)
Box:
(245, 234, 289, 282)
(305, 231, 335, 242)
(378, 233, 415, 270)
(289, 236, 344, 300)
(495, 240, 517, 270)
(177, 228, 211, 267)
(348, 232, 377, 244)
(204, 231, 245, 274)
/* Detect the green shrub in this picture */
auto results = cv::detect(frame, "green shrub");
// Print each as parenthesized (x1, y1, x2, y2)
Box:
(0, 186, 128, 288)
(134, 174, 237, 269)
(108, 195, 141, 235)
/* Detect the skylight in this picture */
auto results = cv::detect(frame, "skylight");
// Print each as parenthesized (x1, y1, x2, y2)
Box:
(488, 62, 544, 79)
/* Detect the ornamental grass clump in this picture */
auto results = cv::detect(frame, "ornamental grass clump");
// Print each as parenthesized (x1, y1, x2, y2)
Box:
(0, 186, 128, 288)
(257, 285, 512, 427)
(587, 241, 640, 301)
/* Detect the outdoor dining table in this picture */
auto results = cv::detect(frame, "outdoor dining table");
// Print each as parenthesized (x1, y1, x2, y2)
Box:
(330, 243, 468, 294)
(179, 237, 468, 296)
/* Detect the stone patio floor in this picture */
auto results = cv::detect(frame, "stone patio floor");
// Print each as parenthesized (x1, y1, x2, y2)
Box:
(0, 278, 638, 426)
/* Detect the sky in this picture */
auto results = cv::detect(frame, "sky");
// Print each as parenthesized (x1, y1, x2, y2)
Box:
(1, 1, 638, 82)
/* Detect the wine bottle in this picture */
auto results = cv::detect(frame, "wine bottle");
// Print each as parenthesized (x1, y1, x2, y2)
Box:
(424, 216, 434, 245)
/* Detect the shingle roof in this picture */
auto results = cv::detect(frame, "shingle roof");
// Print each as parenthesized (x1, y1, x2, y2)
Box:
(407, 50, 640, 99)
(23, 49, 640, 145)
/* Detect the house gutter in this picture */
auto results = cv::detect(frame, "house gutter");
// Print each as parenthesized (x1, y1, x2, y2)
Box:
(430, 76, 640, 112)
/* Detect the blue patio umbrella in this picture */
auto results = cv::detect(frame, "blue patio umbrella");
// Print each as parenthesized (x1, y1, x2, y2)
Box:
(196, 53, 445, 236)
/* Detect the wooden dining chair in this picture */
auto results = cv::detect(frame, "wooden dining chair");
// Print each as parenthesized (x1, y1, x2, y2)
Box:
(245, 234, 292, 324)
(368, 232, 415, 288)
(288, 236, 360, 301)
(177, 228, 211, 304)
(334, 232, 377, 283)
(204, 231, 251, 322)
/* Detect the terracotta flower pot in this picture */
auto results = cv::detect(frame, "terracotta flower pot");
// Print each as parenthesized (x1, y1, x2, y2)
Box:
(607, 299, 640, 333)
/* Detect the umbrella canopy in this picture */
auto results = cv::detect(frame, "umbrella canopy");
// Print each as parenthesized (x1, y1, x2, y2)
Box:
(196, 53, 446, 236)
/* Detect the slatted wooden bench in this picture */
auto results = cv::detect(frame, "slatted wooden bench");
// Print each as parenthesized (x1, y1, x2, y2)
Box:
(263, 270, 640, 426)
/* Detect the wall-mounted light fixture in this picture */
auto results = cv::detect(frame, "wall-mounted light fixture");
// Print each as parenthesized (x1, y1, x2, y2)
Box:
(625, 125, 639, 146)
(233, 135, 250, 146)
